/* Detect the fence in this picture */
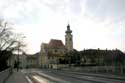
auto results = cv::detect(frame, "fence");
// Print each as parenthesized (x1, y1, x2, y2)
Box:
(62, 66, 125, 75)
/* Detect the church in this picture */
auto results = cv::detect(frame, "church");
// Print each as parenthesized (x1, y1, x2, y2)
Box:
(40, 24, 73, 69)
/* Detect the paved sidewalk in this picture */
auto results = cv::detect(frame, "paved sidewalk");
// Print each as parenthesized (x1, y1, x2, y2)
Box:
(5, 70, 28, 83)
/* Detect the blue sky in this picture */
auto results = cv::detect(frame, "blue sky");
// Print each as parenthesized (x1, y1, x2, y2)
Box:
(0, 0, 125, 54)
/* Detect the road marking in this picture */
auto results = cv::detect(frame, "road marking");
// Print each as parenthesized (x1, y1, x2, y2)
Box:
(25, 76, 32, 83)
(32, 75, 54, 83)
(39, 72, 72, 83)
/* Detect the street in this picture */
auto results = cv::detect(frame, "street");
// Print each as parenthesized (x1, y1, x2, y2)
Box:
(21, 69, 125, 83)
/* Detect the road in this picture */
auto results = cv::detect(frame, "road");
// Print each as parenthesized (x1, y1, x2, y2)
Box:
(22, 69, 125, 83)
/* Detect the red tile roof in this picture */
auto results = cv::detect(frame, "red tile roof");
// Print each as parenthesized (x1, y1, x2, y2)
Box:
(48, 39, 65, 48)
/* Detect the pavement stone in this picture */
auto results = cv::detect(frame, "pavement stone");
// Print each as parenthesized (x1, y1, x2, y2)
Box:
(5, 70, 28, 83)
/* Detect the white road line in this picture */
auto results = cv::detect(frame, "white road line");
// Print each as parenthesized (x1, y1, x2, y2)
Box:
(25, 76, 33, 83)
(32, 75, 54, 83)
(39, 72, 72, 83)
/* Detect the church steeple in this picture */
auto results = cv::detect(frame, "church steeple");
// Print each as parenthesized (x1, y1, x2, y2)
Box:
(65, 24, 73, 52)
(65, 24, 72, 33)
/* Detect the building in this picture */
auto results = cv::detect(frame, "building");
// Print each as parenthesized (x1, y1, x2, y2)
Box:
(19, 53, 27, 68)
(10, 52, 40, 69)
(40, 24, 73, 69)
(26, 52, 40, 68)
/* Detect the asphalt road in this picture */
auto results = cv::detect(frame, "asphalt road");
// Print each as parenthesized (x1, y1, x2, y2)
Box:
(22, 69, 125, 83)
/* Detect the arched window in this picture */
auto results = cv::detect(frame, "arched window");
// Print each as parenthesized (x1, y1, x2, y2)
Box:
(66, 38, 68, 41)
(55, 49, 57, 53)
(70, 38, 72, 41)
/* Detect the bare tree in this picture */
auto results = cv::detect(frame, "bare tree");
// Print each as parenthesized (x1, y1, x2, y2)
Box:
(0, 20, 26, 52)
(0, 19, 26, 71)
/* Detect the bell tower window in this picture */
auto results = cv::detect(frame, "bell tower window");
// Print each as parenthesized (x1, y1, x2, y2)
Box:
(70, 38, 72, 41)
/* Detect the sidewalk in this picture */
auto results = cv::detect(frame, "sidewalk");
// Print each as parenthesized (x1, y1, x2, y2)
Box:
(5, 70, 28, 83)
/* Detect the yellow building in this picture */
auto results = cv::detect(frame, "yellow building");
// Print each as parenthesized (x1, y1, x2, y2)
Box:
(40, 24, 73, 69)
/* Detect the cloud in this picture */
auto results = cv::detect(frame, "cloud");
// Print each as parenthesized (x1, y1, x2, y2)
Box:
(0, 0, 125, 53)
(85, 0, 125, 21)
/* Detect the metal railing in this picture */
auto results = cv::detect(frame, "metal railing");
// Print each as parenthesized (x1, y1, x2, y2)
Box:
(62, 66, 125, 75)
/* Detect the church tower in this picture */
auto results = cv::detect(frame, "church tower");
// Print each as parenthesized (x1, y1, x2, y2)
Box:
(65, 24, 73, 52)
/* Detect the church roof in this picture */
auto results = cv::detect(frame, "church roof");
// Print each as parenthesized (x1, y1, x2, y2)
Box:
(48, 39, 65, 49)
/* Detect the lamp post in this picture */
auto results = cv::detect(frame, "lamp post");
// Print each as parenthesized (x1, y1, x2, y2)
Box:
(17, 42, 20, 71)
(17, 36, 26, 71)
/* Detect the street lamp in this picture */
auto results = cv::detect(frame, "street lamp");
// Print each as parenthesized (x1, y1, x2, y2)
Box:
(17, 36, 26, 71)
(17, 42, 20, 71)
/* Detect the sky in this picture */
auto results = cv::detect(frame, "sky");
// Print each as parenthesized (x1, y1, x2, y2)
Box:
(0, 0, 125, 54)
